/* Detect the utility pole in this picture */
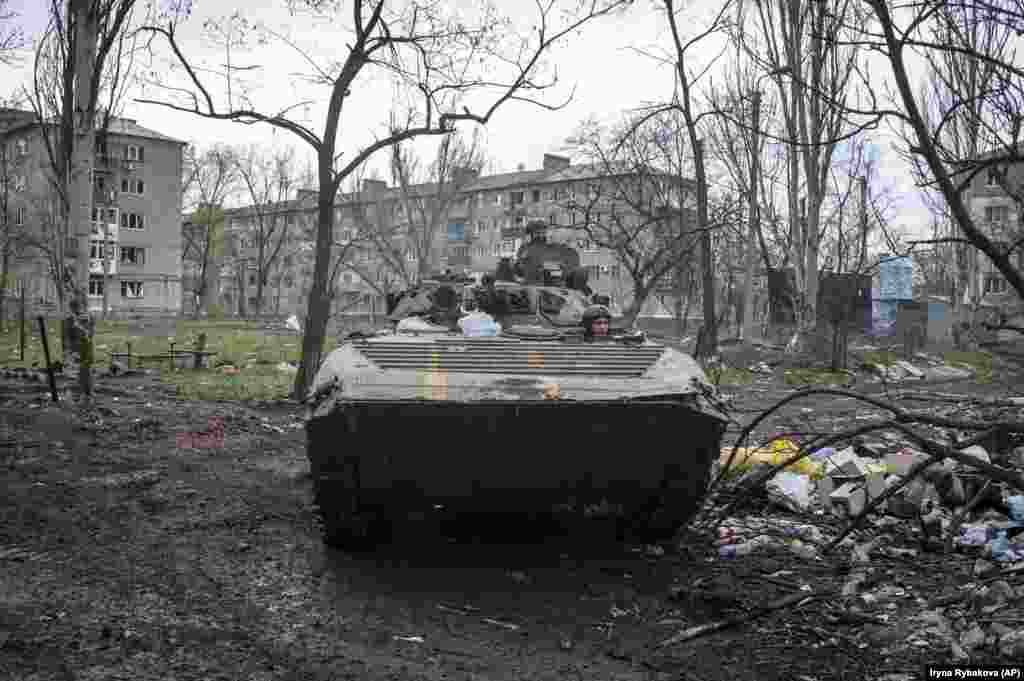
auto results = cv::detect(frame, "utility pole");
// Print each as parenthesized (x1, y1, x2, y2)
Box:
(741, 91, 761, 343)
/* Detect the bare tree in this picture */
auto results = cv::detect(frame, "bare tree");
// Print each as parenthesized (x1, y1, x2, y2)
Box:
(23, 0, 180, 400)
(565, 111, 705, 327)
(233, 145, 302, 314)
(182, 144, 238, 317)
(864, 0, 1024, 306)
(0, 0, 24, 65)
(138, 0, 632, 400)
(731, 0, 862, 353)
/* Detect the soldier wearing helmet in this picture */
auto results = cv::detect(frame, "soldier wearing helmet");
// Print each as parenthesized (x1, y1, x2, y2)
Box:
(581, 304, 612, 341)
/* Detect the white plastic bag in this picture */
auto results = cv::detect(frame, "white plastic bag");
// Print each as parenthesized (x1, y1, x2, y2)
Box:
(457, 311, 501, 337)
(285, 314, 301, 332)
(767, 472, 813, 513)
(397, 317, 449, 333)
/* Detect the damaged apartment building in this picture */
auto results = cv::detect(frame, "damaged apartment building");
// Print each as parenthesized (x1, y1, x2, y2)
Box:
(1, 107, 185, 316)
(214, 153, 695, 320)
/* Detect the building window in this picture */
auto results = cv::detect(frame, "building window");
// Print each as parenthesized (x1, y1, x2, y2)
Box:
(13, 175, 25, 192)
(15, 138, 28, 156)
(88, 275, 104, 296)
(15, 206, 25, 226)
(124, 145, 145, 162)
(493, 193, 503, 206)
(474, 220, 485, 235)
(121, 212, 145, 230)
(985, 204, 1009, 226)
(510, 191, 524, 206)
(586, 265, 601, 281)
(984, 274, 1008, 294)
(447, 221, 465, 241)
(248, 273, 257, 286)
(986, 167, 1002, 186)
(531, 190, 541, 203)
(610, 264, 621, 278)
(549, 213, 558, 225)
(120, 246, 145, 265)
(121, 178, 144, 195)
(121, 280, 144, 298)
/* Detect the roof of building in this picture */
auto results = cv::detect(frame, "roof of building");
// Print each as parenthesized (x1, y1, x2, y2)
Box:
(103, 117, 185, 145)
(261, 158, 696, 216)
(0, 108, 183, 144)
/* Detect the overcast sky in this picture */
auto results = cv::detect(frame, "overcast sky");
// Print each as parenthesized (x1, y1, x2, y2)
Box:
(0, 0, 929, 236)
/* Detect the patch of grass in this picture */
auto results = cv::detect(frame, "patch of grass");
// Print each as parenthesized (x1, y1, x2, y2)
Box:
(705, 365, 754, 387)
(0, 318, 323, 400)
(941, 349, 994, 382)
(783, 367, 849, 386)
(858, 350, 899, 367)
(165, 365, 297, 401)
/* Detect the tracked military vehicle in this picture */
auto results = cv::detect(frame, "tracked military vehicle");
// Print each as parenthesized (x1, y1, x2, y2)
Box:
(306, 222, 728, 550)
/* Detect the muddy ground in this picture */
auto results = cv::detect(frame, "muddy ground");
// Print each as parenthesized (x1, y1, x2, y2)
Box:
(2, 351, 1023, 680)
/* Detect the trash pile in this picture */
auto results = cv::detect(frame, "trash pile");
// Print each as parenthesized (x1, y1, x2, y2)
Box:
(858, 351, 975, 383)
(717, 516, 829, 559)
(719, 437, 1024, 563)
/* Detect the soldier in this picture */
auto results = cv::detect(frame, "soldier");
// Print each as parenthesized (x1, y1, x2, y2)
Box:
(495, 257, 517, 282)
(581, 304, 612, 341)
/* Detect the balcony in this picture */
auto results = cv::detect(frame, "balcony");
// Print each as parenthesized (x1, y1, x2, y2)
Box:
(93, 155, 116, 172)
(89, 257, 117, 276)
(94, 186, 118, 205)
(91, 219, 119, 241)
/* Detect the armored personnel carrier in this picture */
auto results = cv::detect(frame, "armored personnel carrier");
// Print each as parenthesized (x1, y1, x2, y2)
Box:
(306, 223, 727, 550)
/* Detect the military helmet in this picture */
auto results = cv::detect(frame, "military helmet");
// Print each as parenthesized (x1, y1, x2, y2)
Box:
(582, 304, 612, 325)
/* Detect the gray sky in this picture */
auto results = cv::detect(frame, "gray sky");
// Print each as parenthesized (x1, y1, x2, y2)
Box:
(0, 0, 928, 237)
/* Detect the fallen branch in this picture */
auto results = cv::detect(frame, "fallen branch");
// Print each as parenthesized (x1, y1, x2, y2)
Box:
(822, 423, 1024, 554)
(891, 390, 1024, 408)
(714, 388, 1020, 492)
(657, 589, 829, 647)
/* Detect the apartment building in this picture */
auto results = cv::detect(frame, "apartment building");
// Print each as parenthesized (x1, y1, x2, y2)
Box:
(962, 156, 1024, 304)
(1, 108, 185, 315)
(216, 153, 693, 319)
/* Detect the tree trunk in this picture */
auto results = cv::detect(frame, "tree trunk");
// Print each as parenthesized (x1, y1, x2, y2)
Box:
(293, 193, 335, 401)
(696, 140, 717, 358)
(0, 242, 9, 333)
(66, 0, 98, 403)
(741, 92, 761, 343)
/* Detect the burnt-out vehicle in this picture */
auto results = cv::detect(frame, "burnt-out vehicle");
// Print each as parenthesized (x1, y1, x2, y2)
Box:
(307, 223, 727, 550)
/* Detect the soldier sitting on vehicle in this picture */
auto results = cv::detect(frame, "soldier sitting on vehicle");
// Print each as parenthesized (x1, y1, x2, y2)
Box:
(581, 304, 612, 341)
(495, 257, 517, 282)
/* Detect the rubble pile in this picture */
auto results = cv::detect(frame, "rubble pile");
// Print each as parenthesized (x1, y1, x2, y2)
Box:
(712, 396, 1024, 663)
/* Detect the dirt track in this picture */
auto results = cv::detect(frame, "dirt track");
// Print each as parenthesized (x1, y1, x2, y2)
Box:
(1, 364, 1022, 680)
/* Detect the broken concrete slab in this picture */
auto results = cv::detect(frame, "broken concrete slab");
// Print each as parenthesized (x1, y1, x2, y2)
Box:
(829, 482, 867, 518)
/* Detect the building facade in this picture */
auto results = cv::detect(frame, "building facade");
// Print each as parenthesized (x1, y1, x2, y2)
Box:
(962, 159, 1024, 304)
(1, 109, 185, 315)
(216, 153, 694, 320)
